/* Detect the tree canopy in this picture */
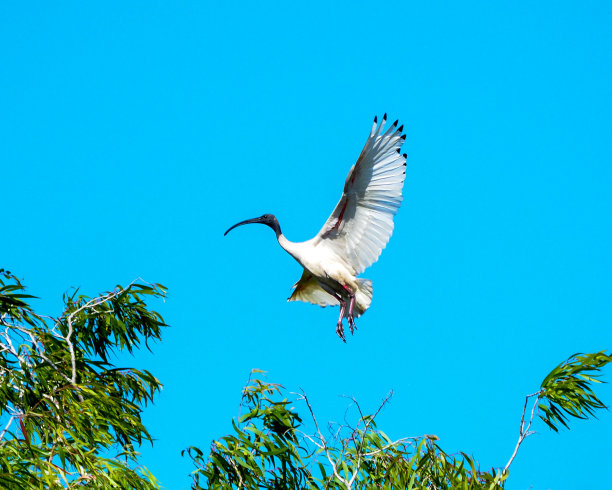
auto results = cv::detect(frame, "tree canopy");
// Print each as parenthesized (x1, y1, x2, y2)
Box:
(183, 352, 611, 489)
(0, 270, 609, 488)
(0, 269, 165, 488)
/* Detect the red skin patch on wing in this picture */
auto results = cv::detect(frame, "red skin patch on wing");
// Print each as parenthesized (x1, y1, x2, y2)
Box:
(331, 199, 348, 232)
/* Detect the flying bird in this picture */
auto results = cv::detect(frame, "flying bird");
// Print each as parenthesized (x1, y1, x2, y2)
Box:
(224, 114, 407, 341)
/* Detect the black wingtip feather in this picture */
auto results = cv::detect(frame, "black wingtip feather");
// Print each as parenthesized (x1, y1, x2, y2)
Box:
(383, 112, 387, 120)
(374, 115, 377, 123)
(398, 125, 404, 132)
(403, 153, 407, 158)
(396, 148, 400, 153)
(401, 134, 406, 140)
(393, 119, 398, 127)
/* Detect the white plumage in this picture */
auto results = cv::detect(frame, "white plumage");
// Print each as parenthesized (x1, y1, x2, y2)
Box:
(224, 114, 406, 341)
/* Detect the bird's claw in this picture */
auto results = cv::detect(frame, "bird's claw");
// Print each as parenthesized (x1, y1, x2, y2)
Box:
(336, 322, 346, 343)
(348, 316, 356, 335)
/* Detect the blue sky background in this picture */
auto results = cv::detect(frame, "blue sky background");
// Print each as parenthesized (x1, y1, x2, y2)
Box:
(2, 1, 611, 488)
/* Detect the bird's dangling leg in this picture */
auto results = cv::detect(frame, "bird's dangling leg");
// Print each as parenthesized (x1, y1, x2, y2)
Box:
(343, 285, 357, 334)
(336, 299, 347, 342)
(319, 281, 348, 342)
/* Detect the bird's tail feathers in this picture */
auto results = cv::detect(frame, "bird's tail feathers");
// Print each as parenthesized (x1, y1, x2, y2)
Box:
(350, 278, 373, 318)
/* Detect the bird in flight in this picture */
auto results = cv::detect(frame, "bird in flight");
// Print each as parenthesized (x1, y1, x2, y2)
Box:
(224, 114, 407, 341)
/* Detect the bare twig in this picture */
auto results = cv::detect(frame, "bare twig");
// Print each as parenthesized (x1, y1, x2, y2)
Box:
(297, 389, 396, 490)
(1, 327, 19, 357)
(294, 429, 324, 450)
(298, 390, 349, 488)
(348, 391, 393, 487)
(0, 415, 17, 442)
(504, 390, 542, 473)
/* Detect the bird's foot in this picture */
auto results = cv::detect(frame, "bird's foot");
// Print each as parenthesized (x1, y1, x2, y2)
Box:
(336, 321, 346, 343)
(348, 315, 357, 334)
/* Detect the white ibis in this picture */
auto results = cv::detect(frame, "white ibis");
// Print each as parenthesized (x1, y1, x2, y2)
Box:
(224, 114, 407, 341)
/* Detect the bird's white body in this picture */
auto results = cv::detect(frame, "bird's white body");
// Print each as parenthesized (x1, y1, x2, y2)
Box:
(279, 237, 356, 289)
(278, 235, 373, 321)
(225, 114, 407, 340)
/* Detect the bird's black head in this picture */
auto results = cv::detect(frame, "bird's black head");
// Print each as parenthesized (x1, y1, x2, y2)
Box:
(224, 214, 282, 237)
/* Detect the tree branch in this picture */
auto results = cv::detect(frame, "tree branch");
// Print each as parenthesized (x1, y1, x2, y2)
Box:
(348, 391, 393, 487)
(298, 390, 349, 488)
(504, 390, 542, 474)
(62, 280, 138, 384)
(0, 415, 17, 442)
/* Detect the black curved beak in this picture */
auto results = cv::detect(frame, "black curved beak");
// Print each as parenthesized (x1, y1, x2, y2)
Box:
(224, 216, 264, 236)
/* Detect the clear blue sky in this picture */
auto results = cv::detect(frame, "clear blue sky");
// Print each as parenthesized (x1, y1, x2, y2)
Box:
(2, 2, 611, 488)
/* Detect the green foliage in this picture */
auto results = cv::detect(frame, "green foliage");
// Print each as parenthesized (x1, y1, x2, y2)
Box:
(0, 269, 166, 488)
(184, 371, 506, 489)
(184, 370, 313, 488)
(187, 353, 611, 489)
(538, 351, 612, 432)
(2, 267, 609, 489)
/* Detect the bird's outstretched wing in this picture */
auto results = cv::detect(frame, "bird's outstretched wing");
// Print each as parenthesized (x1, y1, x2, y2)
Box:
(313, 114, 407, 275)
(288, 270, 339, 307)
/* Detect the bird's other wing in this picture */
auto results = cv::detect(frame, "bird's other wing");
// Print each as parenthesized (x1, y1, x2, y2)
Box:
(287, 270, 339, 307)
(313, 114, 407, 275)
